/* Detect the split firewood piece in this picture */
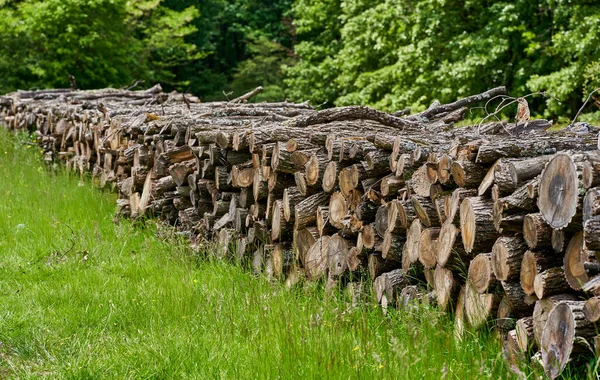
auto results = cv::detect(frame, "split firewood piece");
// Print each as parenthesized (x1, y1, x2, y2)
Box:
(464, 283, 501, 329)
(503, 329, 526, 376)
(494, 155, 552, 195)
(293, 227, 318, 265)
(411, 195, 440, 227)
(541, 301, 595, 379)
(387, 199, 417, 232)
(373, 269, 410, 307)
(365, 150, 392, 177)
(360, 224, 381, 250)
(437, 154, 454, 185)
(523, 213, 553, 250)
(467, 253, 498, 293)
(316, 206, 333, 237)
(564, 231, 592, 291)
(418, 227, 440, 269)
(434, 265, 459, 311)
(271, 200, 294, 241)
(454, 287, 467, 340)
(410, 164, 433, 197)
(437, 220, 467, 267)
(294, 172, 318, 197)
(382, 230, 405, 263)
(496, 296, 515, 332)
(516, 316, 536, 353)
(520, 250, 563, 296)
(234, 208, 248, 233)
(534, 267, 570, 299)
(304, 150, 329, 186)
(374, 203, 389, 238)
(286, 137, 315, 153)
(282, 186, 303, 222)
(368, 253, 401, 279)
(446, 188, 477, 225)
(347, 246, 367, 272)
(451, 160, 487, 189)
(582, 153, 600, 189)
(231, 163, 254, 188)
(460, 196, 499, 254)
(537, 153, 580, 229)
(322, 161, 340, 193)
(305, 236, 330, 281)
(403, 219, 422, 272)
(252, 169, 268, 201)
(584, 296, 600, 323)
(380, 175, 405, 198)
(491, 235, 527, 282)
(268, 171, 295, 195)
(338, 162, 368, 198)
(294, 192, 329, 230)
(329, 192, 348, 230)
(477, 160, 499, 196)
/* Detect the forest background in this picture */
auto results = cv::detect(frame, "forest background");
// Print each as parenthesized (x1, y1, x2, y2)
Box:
(0, 0, 599, 121)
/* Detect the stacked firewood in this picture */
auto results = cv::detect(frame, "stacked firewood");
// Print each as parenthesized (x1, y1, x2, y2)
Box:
(2, 84, 600, 378)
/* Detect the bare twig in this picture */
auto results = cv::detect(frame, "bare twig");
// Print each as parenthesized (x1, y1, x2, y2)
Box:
(230, 86, 264, 104)
(571, 87, 600, 126)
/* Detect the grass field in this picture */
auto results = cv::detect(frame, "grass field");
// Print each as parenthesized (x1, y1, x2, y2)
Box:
(0, 129, 513, 379)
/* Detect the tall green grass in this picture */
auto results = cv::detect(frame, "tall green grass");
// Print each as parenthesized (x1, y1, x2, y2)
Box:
(0, 130, 511, 379)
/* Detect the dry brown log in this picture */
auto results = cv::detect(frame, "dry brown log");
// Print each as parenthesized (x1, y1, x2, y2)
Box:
(534, 267, 570, 299)
(382, 230, 405, 262)
(537, 153, 580, 229)
(446, 188, 477, 225)
(294, 227, 319, 265)
(467, 252, 498, 293)
(380, 175, 405, 198)
(271, 243, 294, 278)
(329, 192, 348, 230)
(491, 235, 527, 282)
(451, 160, 487, 189)
(338, 162, 367, 198)
(564, 231, 591, 291)
(373, 269, 410, 306)
(464, 283, 501, 329)
(282, 186, 303, 222)
(460, 196, 499, 254)
(582, 154, 600, 189)
(494, 155, 552, 194)
(434, 265, 459, 311)
(584, 296, 600, 323)
(374, 203, 389, 238)
(360, 224, 381, 250)
(475, 135, 596, 164)
(271, 200, 293, 241)
(541, 301, 595, 379)
(520, 250, 563, 296)
(327, 234, 351, 278)
(516, 316, 536, 353)
(418, 228, 440, 269)
(305, 236, 330, 281)
(402, 219, 422, 272)
(304, 150, 329, 186)
(583, 187, 600, 225)
(411, 195, 440, 227)
(523, 213, 553, 250)
(294, 192, 329, 230)
(437, 220, 467, 267)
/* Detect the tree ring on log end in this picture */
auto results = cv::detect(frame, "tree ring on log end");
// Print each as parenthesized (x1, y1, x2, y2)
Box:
(537, 154, 578, 229)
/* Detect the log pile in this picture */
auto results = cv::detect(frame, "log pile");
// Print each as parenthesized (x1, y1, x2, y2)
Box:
(2, 84, 600, 378)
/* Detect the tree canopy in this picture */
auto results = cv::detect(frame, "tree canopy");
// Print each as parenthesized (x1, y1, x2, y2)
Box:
(0, 0, 599, 119)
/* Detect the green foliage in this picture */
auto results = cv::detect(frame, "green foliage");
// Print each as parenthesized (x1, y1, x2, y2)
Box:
(0, 0, 200, 92)
(286, 0, 600, 117)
